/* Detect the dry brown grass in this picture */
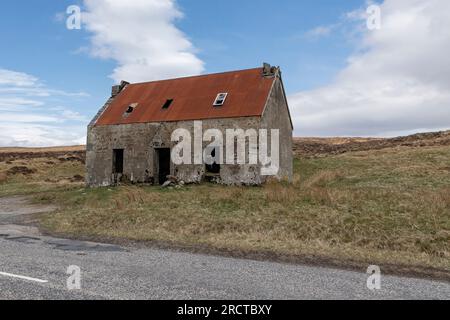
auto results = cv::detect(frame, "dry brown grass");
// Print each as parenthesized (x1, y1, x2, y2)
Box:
(303, 169, 344, 188)
(0, 171, 7, 184)
(0, 156, 85, 196)
(0, 145, 85, 154)
(264, 179, 299, 204)
(294, 137, 380, 145)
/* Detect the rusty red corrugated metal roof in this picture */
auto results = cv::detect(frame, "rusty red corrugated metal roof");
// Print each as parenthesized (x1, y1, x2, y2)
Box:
(94, 67, 275, 126)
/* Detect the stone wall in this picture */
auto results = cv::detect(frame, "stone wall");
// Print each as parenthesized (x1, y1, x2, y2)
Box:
(260, 77, 294, 182)
(86, 117, 267, 187)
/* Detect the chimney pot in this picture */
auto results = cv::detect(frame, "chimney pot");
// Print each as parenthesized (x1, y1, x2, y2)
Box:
(111, 80, 130, 97)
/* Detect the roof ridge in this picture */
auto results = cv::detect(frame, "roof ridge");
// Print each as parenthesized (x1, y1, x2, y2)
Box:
(127, 67, 263, 86)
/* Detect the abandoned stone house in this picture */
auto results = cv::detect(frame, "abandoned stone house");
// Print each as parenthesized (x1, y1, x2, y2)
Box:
(86, 63, 293, 187)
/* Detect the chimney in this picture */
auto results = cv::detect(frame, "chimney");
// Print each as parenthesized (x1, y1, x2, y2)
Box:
(111, 80, 130, 97)
(262, 62, 278, 77)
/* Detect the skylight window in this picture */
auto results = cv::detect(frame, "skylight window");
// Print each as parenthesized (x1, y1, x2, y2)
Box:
(213, 93, 228, 106)
(123, 103, 138, 117)
(162, 99, 174, 109)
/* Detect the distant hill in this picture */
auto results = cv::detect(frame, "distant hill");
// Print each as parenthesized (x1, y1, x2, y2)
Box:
(294, 130, 450, 157)
(0, 145, 85, 162)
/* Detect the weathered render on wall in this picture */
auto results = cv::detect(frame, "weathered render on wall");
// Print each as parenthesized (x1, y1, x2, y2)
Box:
(260, 76, 294, 181)
(86, 65, 293, 187)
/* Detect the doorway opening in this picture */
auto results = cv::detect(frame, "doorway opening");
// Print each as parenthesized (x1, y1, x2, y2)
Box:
(205, 147, 220, 182)
(156, 148, 171, 185)
(113, 149, 124, 174)
(112, 149, 124, 184)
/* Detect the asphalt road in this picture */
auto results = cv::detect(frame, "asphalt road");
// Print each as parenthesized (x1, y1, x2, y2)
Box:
(0, 197, 449, 300)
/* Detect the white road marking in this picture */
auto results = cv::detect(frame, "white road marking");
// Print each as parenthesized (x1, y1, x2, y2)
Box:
(0, 271, 48, 283)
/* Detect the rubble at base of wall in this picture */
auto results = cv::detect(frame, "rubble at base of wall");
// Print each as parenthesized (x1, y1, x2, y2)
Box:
(86, 176, 267, 188)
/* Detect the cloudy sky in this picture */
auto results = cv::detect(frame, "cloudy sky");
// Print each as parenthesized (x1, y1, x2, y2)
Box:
(0, 0, 449, 146)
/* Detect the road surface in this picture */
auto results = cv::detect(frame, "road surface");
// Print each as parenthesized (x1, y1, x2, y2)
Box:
(0, 196, 449, 300)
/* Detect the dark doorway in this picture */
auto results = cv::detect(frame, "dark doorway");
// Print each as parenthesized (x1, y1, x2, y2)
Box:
(113, 149, 124, 174)
(205, 148, 220, 174)
(156, 148, 171, 185)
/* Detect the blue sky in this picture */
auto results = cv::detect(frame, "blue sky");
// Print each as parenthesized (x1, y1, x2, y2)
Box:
(0, 1, 360, 93)
(0, 0, 449, 146)
(176, 0, 362, 91)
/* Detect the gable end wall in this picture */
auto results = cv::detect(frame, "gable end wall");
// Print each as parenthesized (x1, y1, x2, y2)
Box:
(260, 77, 293, 181)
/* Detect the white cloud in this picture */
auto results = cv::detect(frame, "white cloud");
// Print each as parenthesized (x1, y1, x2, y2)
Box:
(59, 109, 88, 122)
(0, 69, 39, 87)
(0, 68, 89, 147)
(304, 25, 335, 39)
(0, 123, 86, 147)
(0, 97, 44, 109)
(54, 12, 66, 23)
(0, 114, 59, 123)
(82, 0, 204, 83)
(289, 0, 450, 137)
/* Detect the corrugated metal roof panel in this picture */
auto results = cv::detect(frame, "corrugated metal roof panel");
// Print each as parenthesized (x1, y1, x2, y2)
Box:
(94, 67, 274, 126)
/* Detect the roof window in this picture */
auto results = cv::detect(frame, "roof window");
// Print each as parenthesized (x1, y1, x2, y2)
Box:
(162, 99, 174, 109)
(213, 93, 228, 106)
(123, 103, 138, 117)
